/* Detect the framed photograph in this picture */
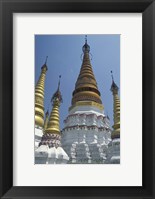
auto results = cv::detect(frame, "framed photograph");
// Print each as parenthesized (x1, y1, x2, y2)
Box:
(34, 34, 120, 166)
(0, 0, 154, 198)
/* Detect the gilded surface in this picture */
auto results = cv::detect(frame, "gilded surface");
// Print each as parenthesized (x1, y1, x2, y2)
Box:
(45, 77, 62, 135)
(45, 99, 61, 134)
(35, 63, 48, 127)
(111, 79, 120, 139)
(69, 101, 104, 111)
(71, 44, 103, 106)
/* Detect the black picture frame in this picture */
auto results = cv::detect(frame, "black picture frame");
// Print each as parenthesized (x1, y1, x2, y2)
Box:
(0, 0, 155, 198)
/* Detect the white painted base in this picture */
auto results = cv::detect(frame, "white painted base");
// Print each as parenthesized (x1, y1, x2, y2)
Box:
(35, 145, 69, 164)
(106, 138, 120, 164)
(62, 129, 110, 164)
(62, 105, 112, 164)
(35, 126, 43, 150)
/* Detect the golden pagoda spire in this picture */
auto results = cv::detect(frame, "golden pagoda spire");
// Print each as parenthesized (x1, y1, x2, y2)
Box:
(70, 36, 103, 110)
(110, 71, 120, 139)
(35, 56, 48, 127)
(45, 76, 63, 134)
(43, 110, 49, 132)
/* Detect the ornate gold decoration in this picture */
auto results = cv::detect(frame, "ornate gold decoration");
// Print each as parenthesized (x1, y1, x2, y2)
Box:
(69, 101, 104, 111)
(110, 71, 120, 139)
(45, 100, 61, 134)
(45, 76, 62, 135)
(71, 38, 103, 106)
(35, 57, 48, 127)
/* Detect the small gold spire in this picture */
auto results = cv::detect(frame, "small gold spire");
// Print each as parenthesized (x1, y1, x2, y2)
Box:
(43, 110, 49, 132)
(110, 71, 120, 139)
(35, 57, 48, 127)
(71, 36, 103, 108)
(45, 76, 62, 134)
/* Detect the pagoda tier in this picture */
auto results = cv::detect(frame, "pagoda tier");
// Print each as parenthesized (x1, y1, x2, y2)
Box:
(62, 37, 111, 164)
(69, 36, 103, 111)
(62, 111, 111, 164)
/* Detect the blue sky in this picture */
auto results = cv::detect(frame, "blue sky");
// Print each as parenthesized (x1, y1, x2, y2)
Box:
(35, 35, 120, 129)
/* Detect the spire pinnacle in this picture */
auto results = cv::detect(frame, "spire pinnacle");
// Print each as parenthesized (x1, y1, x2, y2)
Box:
(110, 71, 119, 93)
(45, 56, 48, 65)
(85, 35, 87, 44)
(51, 75, 63, 104)
(58, 75, 61, 91)
(41, 56, 48, 71)
(82, 35, 90, 53)
(111, 70, 114, 82)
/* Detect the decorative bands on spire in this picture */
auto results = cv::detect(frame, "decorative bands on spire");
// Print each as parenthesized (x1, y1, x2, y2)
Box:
(35, 58, 48, 127)
(39, 133, 61, 148)
(45, 76, 63, 135)
(70, 36, 103, 110)
(110, 71, 120, 140)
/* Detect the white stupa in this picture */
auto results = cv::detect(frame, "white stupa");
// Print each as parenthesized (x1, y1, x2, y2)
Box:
(62, 37, 112, 164)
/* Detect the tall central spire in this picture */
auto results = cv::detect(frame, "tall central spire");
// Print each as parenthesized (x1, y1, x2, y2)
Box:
(70, 36, 103, 111)
(62, 36, 111, 164)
